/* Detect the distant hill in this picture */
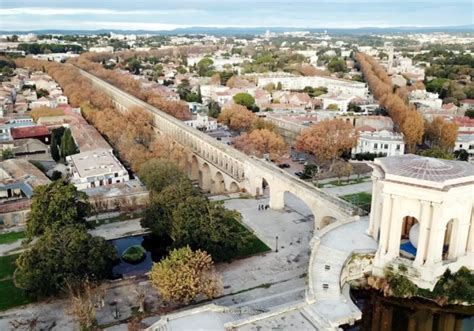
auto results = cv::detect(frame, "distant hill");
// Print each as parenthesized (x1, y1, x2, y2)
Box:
(1, 25, 473, 36)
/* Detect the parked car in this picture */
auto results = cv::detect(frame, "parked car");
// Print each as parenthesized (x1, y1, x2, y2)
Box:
(278, 163, 290, 168)
(294, 171, 303, 177)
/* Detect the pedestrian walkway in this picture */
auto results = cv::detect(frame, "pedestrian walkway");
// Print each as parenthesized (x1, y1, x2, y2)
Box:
(303, 219, 378, 329)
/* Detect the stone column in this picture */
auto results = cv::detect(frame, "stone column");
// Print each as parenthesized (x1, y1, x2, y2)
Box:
(450, 205, 471, 259)
(425, 203, 444, 265)
(386, 197, 402, 259)
(414, 201, 432, 266)
(378, 193, 393, 256)
(467, 208, 474, 253)
(367, 176, 379, 237)
(269, 188, 285, 210)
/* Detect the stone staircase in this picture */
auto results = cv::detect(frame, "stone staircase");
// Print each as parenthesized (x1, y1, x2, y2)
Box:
(303, 244, 362, 329)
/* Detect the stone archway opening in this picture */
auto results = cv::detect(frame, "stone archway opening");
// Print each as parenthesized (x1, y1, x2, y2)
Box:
(400, 216, 419, 260)
(443, 219, 458, 261)
(199, 163, 211, 192)
(261, 178, 270, 196)
(212, 171, 226, 194)
(190, 155, 199, 180)
(229, 181, 240, 193)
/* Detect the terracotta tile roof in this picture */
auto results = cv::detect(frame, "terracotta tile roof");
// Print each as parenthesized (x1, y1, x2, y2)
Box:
(11, 125, 50, 139)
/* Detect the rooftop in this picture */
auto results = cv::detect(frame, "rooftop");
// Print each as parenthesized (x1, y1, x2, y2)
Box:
(68, 148, 126, 179)
(375, 154, 474, 187)
(11, 125, 50, 140)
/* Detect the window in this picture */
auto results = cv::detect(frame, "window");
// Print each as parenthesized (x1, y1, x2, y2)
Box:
(384, 144, 388, 149)
(91, 182, 95, 188)
(396, 144, 400, 150)
(114, 172, 118, 177)
(374, 143, 378, 149)
(108, 178, 112, 184)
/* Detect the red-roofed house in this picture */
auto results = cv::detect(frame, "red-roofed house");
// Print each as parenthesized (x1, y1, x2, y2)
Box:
(11, 126, 50, 144)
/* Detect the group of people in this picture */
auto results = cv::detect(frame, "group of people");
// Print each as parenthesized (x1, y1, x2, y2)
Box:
(258, 204, 269, 211)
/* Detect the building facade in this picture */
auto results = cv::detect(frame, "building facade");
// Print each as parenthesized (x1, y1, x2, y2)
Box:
(66, 148, 130, 190)
(368, 155, 474, 289)
(352, 130, 405, 157)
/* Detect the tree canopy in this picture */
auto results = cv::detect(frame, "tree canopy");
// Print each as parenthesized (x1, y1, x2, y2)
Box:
(149, 246, 221, 304)
(295, 119, 358, 164)
(233, 93, 256, 110)
(138, 159, 187, 194)
(15, 226, 116, 297)
(26, 181, 92, 240)
(234, 129, 287, 161)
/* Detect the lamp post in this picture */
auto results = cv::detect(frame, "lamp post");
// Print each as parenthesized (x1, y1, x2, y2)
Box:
(275, 236, 279, 253)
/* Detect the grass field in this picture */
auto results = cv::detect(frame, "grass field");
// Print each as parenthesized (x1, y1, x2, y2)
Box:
(340, 192, 372, 212)
(0, 231, 25, 245)
(232, 221, 271, 259)
(0, 254, 34, 311)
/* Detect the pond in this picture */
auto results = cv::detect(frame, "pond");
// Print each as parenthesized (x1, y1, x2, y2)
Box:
(343, 290, 474, 331)
(109, 234, 172, 279)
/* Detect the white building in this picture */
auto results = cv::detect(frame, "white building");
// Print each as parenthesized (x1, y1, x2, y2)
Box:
(353, 129, 405, 157)
(257, 75, 368, 98)
(185, 114, 218, 132)
(89, 46, 114, 53)
(409, 90, 442, 109)
(368, 155, 474, 289)
(321, 93, 355, 111)
(66, 149, 129, 190)
(32, 53, 79, 62)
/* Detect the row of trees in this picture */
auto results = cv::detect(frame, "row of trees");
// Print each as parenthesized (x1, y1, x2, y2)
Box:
(356, 53, 424, 152)
(16, 58, 186, 172)
(357, 53, 461, 155)
(70, 55, 191, 120)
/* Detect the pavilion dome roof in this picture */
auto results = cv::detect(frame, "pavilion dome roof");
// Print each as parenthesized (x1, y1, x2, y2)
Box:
(375, 154, 474, 186)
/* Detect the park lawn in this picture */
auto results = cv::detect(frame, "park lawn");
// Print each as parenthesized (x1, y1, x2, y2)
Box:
(340, 192, 372, 212)
(232, 221, 271, 259)
(0, 254, 34, 311)
(0, 279, 33, 311)
(0, 231, 25, 245)
(0, 253, 19, 279)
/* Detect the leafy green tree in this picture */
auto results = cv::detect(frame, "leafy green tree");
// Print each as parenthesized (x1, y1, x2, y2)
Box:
(26, 181, 92, 239)
(15, 226, 117, 297)
(454, 149, 469, 161)
(207, 100, 221, 118)
(50, 133, 60, 161)
(126, 58, 141, 74)
(426, 78, 449, 94)
(197, 85, 202, 103)
(138, 159, 187, 194)
(465, 109, 474, 119)
(1, 148, 14, 160)
(327, 57, 347, 73)
(177, 80, 199, 102)
(60, 128, 78, 159)
(197, 58, 214, 77)
(419, 147, 454, 160)
(149, 246, 221, 304)
(172, 197, 250, 261)
(141, 177, 198, 236)
(233, 93, 255, 110)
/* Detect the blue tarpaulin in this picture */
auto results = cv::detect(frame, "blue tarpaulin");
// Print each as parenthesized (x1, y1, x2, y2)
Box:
(400, 241, 417, 256)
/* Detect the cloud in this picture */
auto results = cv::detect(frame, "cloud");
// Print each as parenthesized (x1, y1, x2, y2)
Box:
(0, 7, 204, 16)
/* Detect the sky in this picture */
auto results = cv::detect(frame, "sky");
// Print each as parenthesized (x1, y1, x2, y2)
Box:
(0, 0, 473, 31)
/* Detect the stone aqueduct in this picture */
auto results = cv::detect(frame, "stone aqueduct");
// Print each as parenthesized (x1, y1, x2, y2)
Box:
(77, 67, 364, 229)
